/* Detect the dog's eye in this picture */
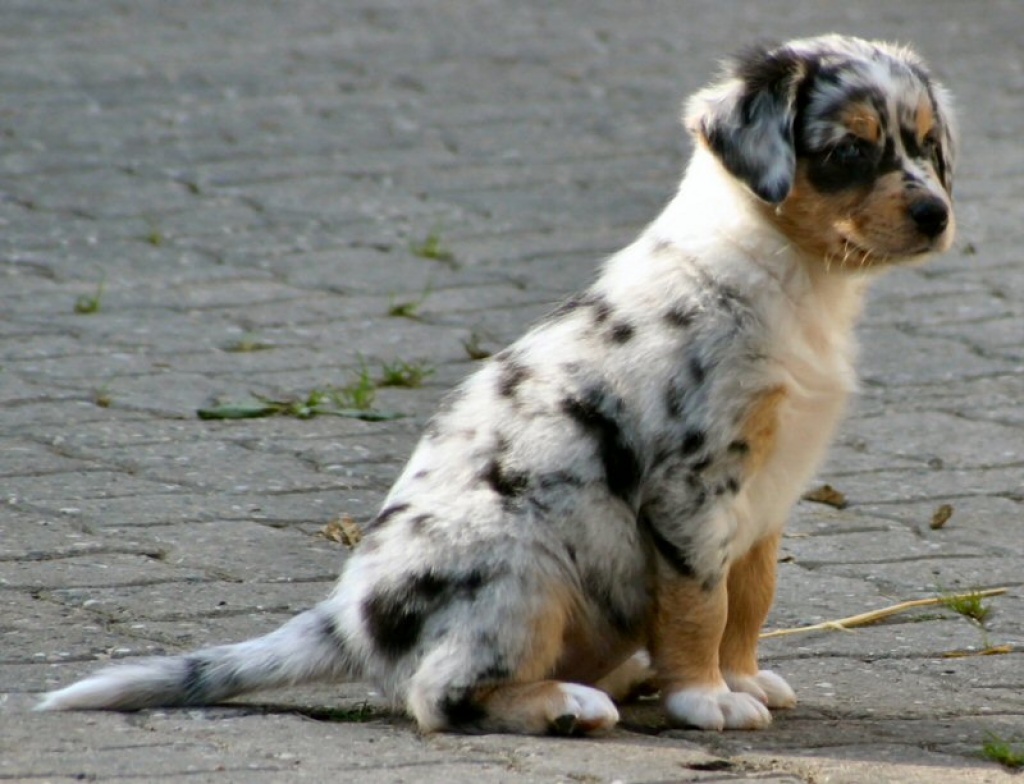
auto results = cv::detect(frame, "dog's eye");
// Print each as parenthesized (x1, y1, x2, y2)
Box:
(831, 139, 868, 165)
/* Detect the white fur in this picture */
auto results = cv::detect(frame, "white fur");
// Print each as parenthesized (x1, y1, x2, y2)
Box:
(664, 683, 772, 731)
(724, 669, 798, 709)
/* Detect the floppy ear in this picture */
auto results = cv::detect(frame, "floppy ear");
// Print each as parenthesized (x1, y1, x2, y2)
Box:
(685, 46, 808, 204)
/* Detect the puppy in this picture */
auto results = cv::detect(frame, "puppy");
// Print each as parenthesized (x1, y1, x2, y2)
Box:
(39, 35, 956, 733)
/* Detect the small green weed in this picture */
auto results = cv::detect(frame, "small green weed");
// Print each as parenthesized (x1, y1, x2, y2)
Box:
(981, 733, 1024, 769)
(939, 589, 992, 625)
(198, 363, 399, 422)
(387, 282, 433, 319)
(301, 701, 378, 723)
(462, 330, 493, 360)
(223, 334, 274, 353)
(409, 228, 454, 264)
(93, 386, 113, 408)
(377, 359, 434, 388)
(330, 361, 377, 410)
(74, 280, 105, 314)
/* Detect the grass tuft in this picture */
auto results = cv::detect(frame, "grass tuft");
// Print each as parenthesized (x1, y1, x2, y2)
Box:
(300, 701, 379, 723)
(74, 280, 105, 314)
(981, 733, 1024, 769)
(377, 359, 434, 388)
(409, 228, 454, 263)
(939, 589, 992, 625)
(387, 282, 433, 319)
(223, 334, 275, 353)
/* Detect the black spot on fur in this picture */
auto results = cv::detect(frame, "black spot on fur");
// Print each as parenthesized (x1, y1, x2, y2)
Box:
(688, 356, 707, 385)
(715, 283, 749, 317)
(441, 689, 489, 730)
(664, 379, 686, 419)
(459, 569, 488, 593)
(482, 459, 530, 500)
(664, 306, 695, 328)
(725, 477, 741, 494)
(544, 291, 610, 325)
(680, 429, 706, 456)
(178, 656, 243, 706)
(363, 596, 424, 657)
(609, 321, 635, 344)
(638, 511, 696, 578)
(497, 360, 530, 398)
(181, 657, 208, 704)
(728, 440, 750, 456)
(316, 609, 343, 645)
(544, 293, 587, 322)
(562, 389, 642, 504)
(363, 570, 489, 659)
(408, 513, 434, 533)
(590, 296, 613, 324)
(371, 503, 410, 529)
(537, 470, 585, 489)
(691, 455, 713, 474)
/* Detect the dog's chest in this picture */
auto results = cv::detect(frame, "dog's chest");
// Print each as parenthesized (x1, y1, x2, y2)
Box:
(732, 295, 858, 548)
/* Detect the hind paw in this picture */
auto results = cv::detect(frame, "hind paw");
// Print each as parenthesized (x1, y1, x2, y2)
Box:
(549, 683, 620, 735)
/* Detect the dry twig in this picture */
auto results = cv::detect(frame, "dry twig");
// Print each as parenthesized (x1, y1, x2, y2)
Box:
(760, 588, 1008, 639)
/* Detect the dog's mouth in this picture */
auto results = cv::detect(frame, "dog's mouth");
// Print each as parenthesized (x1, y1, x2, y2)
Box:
(834, 232, 941, 267)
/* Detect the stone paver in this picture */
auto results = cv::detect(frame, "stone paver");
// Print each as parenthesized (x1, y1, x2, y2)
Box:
(2, 1, 1022, 782)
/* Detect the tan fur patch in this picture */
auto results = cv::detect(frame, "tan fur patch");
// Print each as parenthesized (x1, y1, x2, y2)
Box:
(469, 681, 573, 734)
(916, 96, 935, 143)
(515, 582, 576, 682)
(840, 103, 881, 144)
(767, 163, 950, 268)
(719, 532, 781, 675)
(766, 166, 862, 261)
(839, 170, 935, 257)
(650, 575, 728, 692)
(739, 385, 786, 474)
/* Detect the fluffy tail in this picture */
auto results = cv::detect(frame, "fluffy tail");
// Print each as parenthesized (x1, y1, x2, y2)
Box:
(36, 602, 356, 711)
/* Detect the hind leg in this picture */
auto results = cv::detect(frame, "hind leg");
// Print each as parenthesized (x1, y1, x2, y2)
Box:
(401, 576, 620, 735)
(412, 680, 619, 735)
(594, 649, 656, 703)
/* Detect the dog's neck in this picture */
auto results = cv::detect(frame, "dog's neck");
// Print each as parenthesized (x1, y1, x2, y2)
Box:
(649, 146, 869, 331)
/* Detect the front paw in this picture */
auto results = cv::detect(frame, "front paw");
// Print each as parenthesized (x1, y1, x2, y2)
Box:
(724, 669, 796, 709)
(663, 684, 771, 730)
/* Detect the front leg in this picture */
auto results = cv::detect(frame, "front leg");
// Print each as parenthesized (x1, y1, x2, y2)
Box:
(651, 570, 771, 730)
(719, 531, 796, 709)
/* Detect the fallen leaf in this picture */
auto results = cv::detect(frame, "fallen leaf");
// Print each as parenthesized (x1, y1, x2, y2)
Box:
(802, 483, 848, 509)
(320, 515, 363, 548)
(197, 402, 279, 419)
(930, 503, 954, 529)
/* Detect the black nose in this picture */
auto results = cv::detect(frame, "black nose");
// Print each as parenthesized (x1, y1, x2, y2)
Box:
(908, 197, 949, 239)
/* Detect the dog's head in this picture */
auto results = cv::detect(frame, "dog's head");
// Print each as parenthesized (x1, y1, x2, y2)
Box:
(687, 35, 957, 266)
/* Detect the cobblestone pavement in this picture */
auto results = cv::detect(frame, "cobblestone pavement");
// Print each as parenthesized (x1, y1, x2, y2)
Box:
(2, 1, 1022, 782)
